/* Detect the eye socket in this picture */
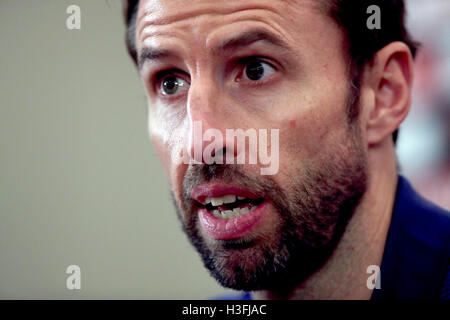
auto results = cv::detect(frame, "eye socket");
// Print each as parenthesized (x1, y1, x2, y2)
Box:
(153, 58, 275, 97)
(159, 74, 189, 96)
(242, 60, 276, 82)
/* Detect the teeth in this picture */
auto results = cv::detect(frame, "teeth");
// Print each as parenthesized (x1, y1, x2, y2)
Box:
(223, 210, 233, 217)
(211, 197, 224, 206)
(239, 207, 250, 215)
(204, 194, 254, 219)
(206, 194, 240, 206)
(212, 210, 221, 218)
(211, 206, 252, 219)
(223, 195, 237, 204)
(222, 209, 237, 219)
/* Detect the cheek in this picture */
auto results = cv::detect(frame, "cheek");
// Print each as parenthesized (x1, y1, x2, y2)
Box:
(274, 90, 350, 177)
(150, 130, 189, 205)
(147, 100, 186, 145)
(150, 133, 172, 174)
(148, 103, 188, 191)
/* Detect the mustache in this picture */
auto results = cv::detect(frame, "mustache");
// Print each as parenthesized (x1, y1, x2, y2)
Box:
(181, 164, 281, 205)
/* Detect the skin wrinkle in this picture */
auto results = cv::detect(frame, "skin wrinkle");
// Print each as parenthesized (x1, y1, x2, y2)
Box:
(138, 23, 298, 77)
(137, 1, 298, 38)
(141, 17, 316, 160)
(136, 1, 308, 71)
(136, 2, 339, 101)
(135, 0, 410, 299)
(138, 29, 293, 70)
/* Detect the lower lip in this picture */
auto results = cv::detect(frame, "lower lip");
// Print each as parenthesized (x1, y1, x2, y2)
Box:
(198, 201, 268, 240)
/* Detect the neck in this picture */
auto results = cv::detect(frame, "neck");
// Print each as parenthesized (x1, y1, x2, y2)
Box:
(254, 142, 398, 300)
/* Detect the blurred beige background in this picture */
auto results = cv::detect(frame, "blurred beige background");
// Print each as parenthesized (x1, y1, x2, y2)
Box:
(1, 0, 449, 299)
(0, 0, 231, 299)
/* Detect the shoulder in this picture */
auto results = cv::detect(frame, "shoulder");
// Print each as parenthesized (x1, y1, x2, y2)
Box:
(211, 292, 252, 300)
(393, 176, 450, 253)
(373, 176, 450, 300)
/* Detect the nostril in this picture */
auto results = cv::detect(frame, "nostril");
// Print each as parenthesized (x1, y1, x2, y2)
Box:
(211, 147, 226, 158)
(209, 147, 228, 164)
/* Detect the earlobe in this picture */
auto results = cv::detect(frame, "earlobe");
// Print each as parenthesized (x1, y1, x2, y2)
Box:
(366, 42, 414, 146)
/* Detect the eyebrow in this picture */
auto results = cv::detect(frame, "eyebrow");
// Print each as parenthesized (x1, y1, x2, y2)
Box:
(216, 29, 289, 53)
(138, 48, 176, 70)
(138, 29, 289, 70)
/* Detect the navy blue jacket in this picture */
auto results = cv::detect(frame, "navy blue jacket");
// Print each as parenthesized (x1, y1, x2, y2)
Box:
(217, 175, 450, 300)
(371, 175, 450, 299)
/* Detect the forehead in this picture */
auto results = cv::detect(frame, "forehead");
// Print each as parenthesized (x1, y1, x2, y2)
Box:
(137, 0, 321, 19)
(135, 0, 329, 46)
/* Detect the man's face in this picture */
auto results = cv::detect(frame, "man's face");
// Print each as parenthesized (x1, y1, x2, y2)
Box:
(136, 0, 368, 290)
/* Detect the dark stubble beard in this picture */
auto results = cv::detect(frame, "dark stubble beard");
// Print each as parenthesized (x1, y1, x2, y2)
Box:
(172, 115, 368, 295)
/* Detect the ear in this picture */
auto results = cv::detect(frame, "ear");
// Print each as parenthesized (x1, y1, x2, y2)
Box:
(364, 42, 414, 146)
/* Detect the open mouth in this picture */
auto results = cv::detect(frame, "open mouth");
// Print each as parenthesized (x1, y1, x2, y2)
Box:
(202, 195, 265, 219)
(191, 185, 268, 240)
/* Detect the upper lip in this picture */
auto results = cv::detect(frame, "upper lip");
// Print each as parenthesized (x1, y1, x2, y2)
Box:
(191, 184, 263, 205)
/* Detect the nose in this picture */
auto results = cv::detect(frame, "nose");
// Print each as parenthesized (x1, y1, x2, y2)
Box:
(186, 78, 238, 165)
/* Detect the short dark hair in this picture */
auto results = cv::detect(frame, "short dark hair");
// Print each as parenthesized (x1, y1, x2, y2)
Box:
(123, 0, 140, 66)
(123, 0, 419, 144)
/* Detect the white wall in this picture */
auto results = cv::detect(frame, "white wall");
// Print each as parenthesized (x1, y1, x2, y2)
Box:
(0, 0, 230, 299)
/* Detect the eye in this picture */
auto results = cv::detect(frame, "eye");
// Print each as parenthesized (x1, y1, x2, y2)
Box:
(159, 75, 189, 96)
(243, 60, 276, 82)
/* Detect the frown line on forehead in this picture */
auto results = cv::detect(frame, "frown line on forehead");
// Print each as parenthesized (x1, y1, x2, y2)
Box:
(137, 27, 291, 69)
(135, 0, 320, 41)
